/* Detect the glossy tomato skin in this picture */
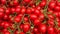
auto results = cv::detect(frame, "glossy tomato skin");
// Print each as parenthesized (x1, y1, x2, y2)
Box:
(0, 12, 4, 18)
(34, 9, 41, 16)
(3, 14, 9, 20)
(15, 7, 21, 14)
(17, 14, 23, 17)
(21, 6, 26, 14)
(11, 8, 15, 14)
(49, 1, 56, 9)
(30, 14, 38, 21)
(0, 8, 4, 13)
(1, 0, 6, 4)
(54, 6, 60, 11)
(56, 1, 60, 6)
(39, 1, 46, 7)
(13, 0, 19, 6)
(3, 31, 10, 34)
(39, 24, 47, 34)
(48, 14, 54, 19)
(23, 23, 30, 32)
(14, 30, 19, 34)
(24, 17, 28, 22)
(31, 7, 35, 13)
(54, 28, 59, 34)
(1, 21, 10, 28)
(39, 13, 44, 21)
(26, 8, 32, 14)
(5, 8, 11, 15)
(57, 21, 60, 27)
(33, 19, 40, 26)
(47, 26, 55, 34)
(2, 30, 10, 34)
(23, 0, 31, 3)
(36, 6, 41, 10)
(20, 32, 25, 34)
(47, 19, 54, 26)
(33, 28, 39, 33)
(19, 24, 24, 30)
(14, 16, 21, 23)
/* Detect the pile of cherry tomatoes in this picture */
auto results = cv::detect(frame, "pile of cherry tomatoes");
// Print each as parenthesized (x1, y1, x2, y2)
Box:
(0, 0, 60, 34)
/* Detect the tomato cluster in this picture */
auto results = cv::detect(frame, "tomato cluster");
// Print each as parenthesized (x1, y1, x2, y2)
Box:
(0, 0, 60, 34)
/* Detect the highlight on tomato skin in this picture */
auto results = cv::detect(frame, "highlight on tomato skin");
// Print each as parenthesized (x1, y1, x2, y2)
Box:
(0, 0, 60, 34)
